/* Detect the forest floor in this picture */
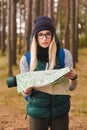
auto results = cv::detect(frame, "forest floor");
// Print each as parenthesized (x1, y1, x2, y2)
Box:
(0, 48, 87, 130)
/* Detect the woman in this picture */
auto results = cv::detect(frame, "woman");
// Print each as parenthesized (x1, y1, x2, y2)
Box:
(20, 16, 78, 130)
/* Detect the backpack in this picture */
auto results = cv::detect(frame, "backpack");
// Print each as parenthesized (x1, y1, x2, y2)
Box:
(24, 48, 65, 101)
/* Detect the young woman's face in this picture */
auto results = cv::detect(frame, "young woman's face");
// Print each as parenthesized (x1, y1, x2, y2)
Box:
(37, 30, 53, 48)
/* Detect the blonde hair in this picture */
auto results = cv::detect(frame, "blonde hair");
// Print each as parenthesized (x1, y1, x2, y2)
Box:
(30, 35, 57, 71)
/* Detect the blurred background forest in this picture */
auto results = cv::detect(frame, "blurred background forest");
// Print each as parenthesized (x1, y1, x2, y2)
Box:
(0, 0, 87, 129)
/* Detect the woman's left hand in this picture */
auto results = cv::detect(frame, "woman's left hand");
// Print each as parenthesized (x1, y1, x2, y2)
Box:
(66, 68, 77, 80)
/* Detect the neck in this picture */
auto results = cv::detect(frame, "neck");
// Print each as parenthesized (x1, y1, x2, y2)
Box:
(37, 45, 49, 62)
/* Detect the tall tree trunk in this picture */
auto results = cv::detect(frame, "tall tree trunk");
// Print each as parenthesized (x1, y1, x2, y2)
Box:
(1, 0, 6, 55)
(75, 0, 79, 62)
(59, 0, 63, 45)
(25, 0, 32, 52)
(56, 0, 61, 28)
(65, 0, 70, 49)
(18, 0, 26, 54)
(18, 0, 22, 54)
(11, 0, 17, 65)
(0, 1, 1, 49)
(48, 0, 55, 27)
(71, 0, 76, 67)
(44, 0, 48, 16)
(40, 0, 44, 15)
(7, 0, 13, 76)
(32, 0, 41, 29)
(40, 0, 47, 16)
(85, 0, 87, 46)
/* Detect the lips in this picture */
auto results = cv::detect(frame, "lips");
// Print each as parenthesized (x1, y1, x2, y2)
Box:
(42, 42, 48, 44)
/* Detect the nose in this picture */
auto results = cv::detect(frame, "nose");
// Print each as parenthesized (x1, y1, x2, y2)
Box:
(43, 35, 47, 39)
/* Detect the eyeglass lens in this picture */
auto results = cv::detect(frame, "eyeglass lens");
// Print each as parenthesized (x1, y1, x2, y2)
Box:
(38, 32, 52, 39)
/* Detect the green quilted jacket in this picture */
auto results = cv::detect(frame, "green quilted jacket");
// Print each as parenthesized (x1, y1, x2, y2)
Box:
(26, 56, 70, 119)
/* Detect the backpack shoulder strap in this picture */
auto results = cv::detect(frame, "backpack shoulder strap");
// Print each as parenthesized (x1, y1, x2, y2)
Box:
(24, 52, 31, 66)
(59, 48, 65, 68)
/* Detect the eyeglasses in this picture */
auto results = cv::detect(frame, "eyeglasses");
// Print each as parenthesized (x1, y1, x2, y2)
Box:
(37, 32, 52, 39)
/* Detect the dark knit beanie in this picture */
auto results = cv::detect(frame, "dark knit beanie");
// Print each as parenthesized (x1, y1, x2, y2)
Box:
(32, 16, 55, 35)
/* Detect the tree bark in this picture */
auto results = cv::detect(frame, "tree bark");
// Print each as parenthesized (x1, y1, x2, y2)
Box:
(11, 0, 17, 65)
(25, 0, 32, 52)
(1, 0, 6, 55)
(7, 0, 13, 76)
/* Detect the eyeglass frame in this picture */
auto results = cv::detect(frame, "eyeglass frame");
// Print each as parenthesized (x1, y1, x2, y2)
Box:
(37, 32, 52, 39)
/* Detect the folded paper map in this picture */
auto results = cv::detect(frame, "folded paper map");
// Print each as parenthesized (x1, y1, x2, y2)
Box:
(16, 67, 70, 95)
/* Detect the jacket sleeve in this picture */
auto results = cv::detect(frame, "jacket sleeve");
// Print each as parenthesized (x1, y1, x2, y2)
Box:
(64, 49, 73, 68)
(20, 55, 31, 100)
(64, 49, 77, 91)
(20, 55, 30, 73)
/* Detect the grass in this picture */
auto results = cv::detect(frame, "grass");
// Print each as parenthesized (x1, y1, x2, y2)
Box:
(70, 48, 87, 116)
(0, 53, 26, 110)
(0, 48, 87, 115)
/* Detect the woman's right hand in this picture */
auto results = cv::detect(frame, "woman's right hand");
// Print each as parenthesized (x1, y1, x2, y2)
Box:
(23, 87, 32, 94)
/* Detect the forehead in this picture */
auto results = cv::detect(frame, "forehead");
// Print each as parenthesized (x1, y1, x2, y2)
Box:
(38, 30, 51, 34)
